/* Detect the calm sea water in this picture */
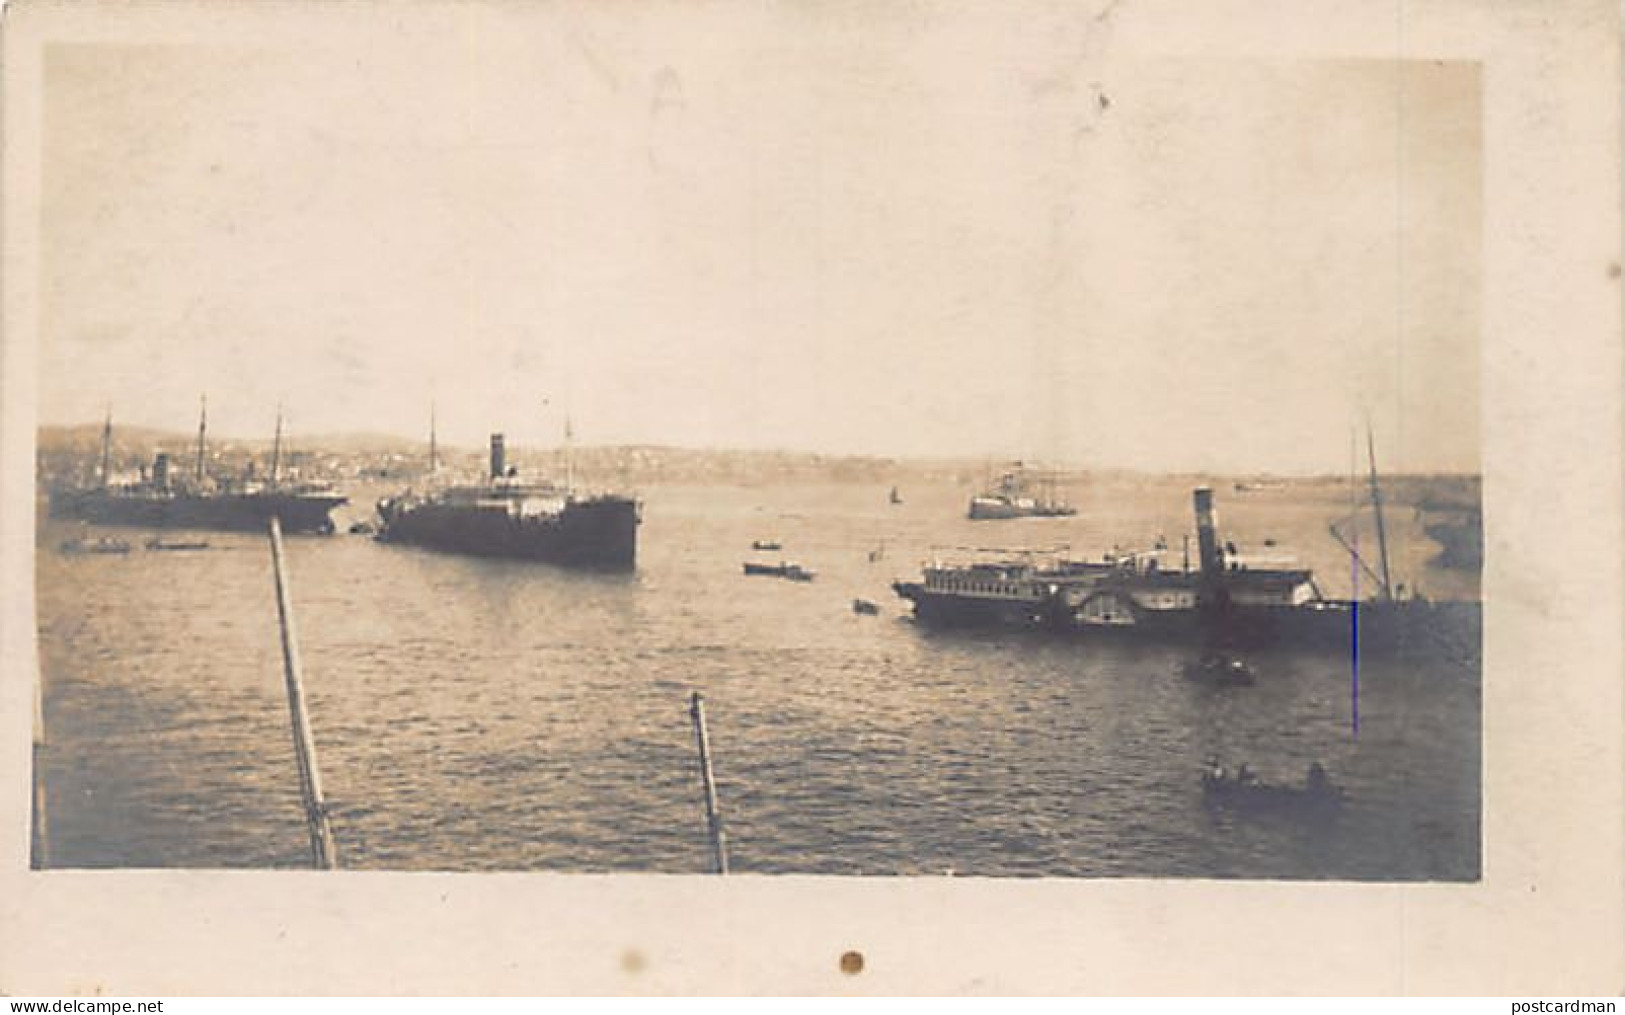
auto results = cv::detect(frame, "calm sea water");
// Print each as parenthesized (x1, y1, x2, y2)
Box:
(34, 476, 1480, 878)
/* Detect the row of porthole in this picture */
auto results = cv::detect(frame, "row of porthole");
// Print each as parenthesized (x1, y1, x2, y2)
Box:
(938, 581, 1031, 597)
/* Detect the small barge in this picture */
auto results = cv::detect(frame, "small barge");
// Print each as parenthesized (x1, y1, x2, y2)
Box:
(742, 561, 815, 582)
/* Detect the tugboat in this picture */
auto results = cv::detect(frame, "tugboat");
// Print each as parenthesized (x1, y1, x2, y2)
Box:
(967, 465, 1076, 520)
(376, 433, 640, 570)
(48, 402, 347, 535)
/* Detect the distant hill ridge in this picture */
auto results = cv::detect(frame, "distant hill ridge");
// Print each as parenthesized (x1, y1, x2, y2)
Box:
(36, 423, 1481, 490)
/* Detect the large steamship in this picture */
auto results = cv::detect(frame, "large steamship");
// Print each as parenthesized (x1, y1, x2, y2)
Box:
(375, 433, 640, 569)
(47, 404, 347, 535)
(895, 486, 1480, 656)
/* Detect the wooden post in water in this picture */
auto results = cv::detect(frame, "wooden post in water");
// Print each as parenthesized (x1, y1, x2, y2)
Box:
(269, 515, 338, 869)
(688, 692, 729, 875)
(31, 672, 48, 868)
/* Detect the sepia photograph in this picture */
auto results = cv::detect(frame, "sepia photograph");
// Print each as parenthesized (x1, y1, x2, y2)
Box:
(2, 0, 1619, 997)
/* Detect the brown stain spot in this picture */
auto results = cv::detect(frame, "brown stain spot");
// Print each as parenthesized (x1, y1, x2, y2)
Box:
(1608, 262, 1621, 279)
(839, 950, 865, 975)
(621, 948, 647, 975)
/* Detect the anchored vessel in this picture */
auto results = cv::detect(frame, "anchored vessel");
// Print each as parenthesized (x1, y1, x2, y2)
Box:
(375, 433, 639, 569)
(896, 485, 1480, 656)
(968, 466, 1076, 520)
(47, 404, 347, 535)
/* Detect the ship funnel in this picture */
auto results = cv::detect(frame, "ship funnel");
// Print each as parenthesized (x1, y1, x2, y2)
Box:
(152, 452, 172, 491)
(489, 433, 506, 479)
(1193, 487, 1223, 579)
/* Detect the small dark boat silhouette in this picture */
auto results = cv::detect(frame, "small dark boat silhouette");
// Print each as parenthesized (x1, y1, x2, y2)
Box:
(852, 598, 880, 615)
(1183, 652, 1256, 686)
(1201, 762, 1345, 812)
(751, 539, 783, 551)
(59, 536, 132, 555)
(742, 561, 816, 581)
(144, 537, 211, 551)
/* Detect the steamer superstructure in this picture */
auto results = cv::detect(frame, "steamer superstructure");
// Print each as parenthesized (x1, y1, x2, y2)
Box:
(46, 404, 346, 535)
(896, 486, 1480, 656)
(967, 466, 1076, 520)
(375, 433, 639, 570)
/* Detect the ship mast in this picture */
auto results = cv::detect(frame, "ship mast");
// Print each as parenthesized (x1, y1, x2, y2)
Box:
(270, 404, 284, 487)
(99, 407, 113, 489)
(428, 400, 438, 473)
(564, 413, 575, 492)
(194, 394, 208, 483)
(1366, 424, 1394, 601)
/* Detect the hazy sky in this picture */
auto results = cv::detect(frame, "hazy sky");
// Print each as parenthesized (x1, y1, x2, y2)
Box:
(39, 9, 1481, 472)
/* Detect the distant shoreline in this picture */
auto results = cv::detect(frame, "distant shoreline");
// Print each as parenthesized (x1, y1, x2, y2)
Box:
(35, 423, 1483, 485)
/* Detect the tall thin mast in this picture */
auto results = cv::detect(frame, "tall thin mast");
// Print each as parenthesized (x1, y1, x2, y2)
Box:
(564, 413, 575, 492)
(428, 401, 438, 473)
(270, 404, 284, 486)
(99, 407, 113, 489)
(194, 394, 208, 483)
(1366, 424, 1394, 601)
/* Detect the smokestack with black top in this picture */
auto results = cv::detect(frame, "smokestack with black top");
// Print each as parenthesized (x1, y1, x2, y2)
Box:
(152, 452, 172, 491)
(1193, 487, 1223, 580)
(489, 433, 506, 480)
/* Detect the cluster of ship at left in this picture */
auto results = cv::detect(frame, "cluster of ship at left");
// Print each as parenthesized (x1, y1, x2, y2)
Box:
(42, 402, 641, 568)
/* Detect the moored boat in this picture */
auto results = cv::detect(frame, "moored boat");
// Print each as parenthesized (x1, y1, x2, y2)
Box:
(144, 537, 211, 552)
(742, 560, 815, 581)
(1201, 761, 1345, 813)
(48, 404, 347, 535)
(895, 485, 1481, 656)
(58, 535, 132, 555)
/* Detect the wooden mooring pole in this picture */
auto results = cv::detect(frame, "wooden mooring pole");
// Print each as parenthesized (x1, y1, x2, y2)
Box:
(31, 673, 48, 868)
(269, 516, 338, 869)
(688, 692, 729, 874)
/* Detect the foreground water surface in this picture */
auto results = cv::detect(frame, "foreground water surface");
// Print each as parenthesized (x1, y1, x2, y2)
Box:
(35, 476, 1480, 878)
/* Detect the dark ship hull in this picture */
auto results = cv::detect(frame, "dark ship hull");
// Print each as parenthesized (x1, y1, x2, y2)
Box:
(892, 581, 1480, 658)
(49, 488, 346, 535)
(376, 494, 639, 569)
